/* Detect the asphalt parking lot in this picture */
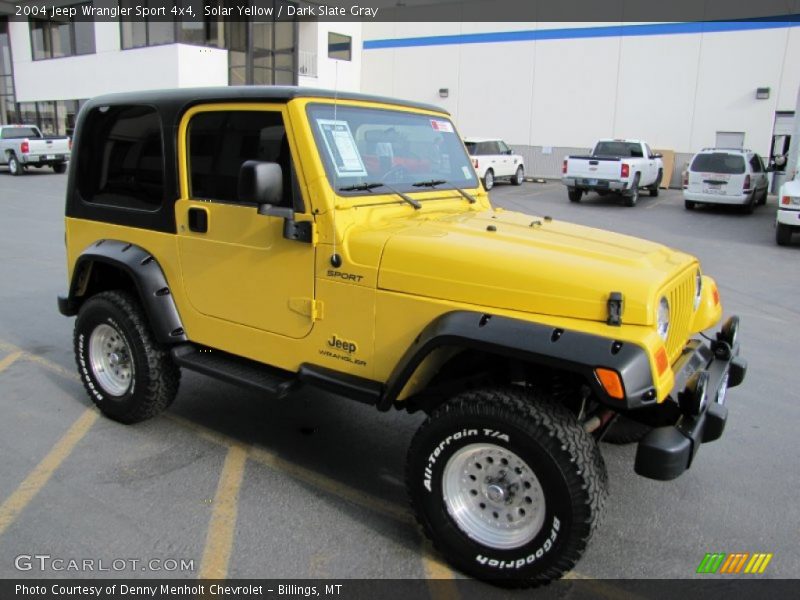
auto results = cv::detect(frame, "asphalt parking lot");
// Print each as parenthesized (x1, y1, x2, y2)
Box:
(0, 171, 798, 592)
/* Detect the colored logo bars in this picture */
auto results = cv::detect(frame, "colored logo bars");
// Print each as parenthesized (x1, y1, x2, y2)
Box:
(696, 552, 773, 574)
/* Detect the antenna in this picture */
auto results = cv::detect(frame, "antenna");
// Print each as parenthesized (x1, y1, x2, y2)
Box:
(329, 59, 342, 268)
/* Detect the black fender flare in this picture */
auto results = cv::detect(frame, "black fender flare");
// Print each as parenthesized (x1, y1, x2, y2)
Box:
(380, 311, 656, 411)
(58, 240, 187, 345)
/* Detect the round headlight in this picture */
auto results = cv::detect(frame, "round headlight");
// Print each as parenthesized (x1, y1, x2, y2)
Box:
(657, 296, 670, 340)
(694, 271, 702, 310)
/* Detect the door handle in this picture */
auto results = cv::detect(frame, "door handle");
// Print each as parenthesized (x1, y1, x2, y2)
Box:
(188, 207, 208, 233)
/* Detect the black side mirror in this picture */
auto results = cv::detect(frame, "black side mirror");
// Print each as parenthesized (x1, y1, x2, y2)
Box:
(651, 153, 663, 159)
(238, 160, 283, 205)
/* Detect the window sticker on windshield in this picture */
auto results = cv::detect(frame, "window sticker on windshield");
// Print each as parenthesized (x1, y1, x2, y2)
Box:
(431, 120, 454, 133)
(461, 166, 471, 179)
(316, 119, 368, 177)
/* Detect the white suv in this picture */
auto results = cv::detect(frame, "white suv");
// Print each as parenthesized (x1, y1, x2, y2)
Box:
(464, 138, 525, 190)
(683, 148, 770, 213)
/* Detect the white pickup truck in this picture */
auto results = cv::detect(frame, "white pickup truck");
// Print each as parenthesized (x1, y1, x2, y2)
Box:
(562, 139, 664, 207)
(0, 125, 71, 176)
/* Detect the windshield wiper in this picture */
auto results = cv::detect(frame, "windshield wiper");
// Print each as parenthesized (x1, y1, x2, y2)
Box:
(338, 181, 421, 210)
(412, 179, 476, 204)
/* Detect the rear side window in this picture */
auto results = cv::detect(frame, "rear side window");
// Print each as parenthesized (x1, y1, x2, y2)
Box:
(749, 155, 763, 173)
(188, 110, 293, 207)
(77, 105, 165, 211)
(690, 153, 745, 174)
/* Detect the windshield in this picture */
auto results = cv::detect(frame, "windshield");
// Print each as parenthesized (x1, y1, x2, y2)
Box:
(306, 103, 478, 195)
(593, 141, 643, 158)
(690, 153, 746, 174)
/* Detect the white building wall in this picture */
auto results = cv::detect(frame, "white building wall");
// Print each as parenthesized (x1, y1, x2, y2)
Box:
(361, 22, 800, 179)
(10, 22, 228, 102)
(297, 22, 361, 92)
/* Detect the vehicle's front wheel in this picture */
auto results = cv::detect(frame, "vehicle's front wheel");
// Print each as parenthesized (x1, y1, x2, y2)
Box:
(567, 188, 582, 203)
(483, 170, 495, 191)
(7, 154, 22, 176)
(776, 223, 793, 246)
(512, 166, 524, 186)
(623, 175, 640, 207)
(648, 170, 662, 197)
(74, 290, 180, 424)
(53, 163, 67, 174)
(407, 387, 607, 587)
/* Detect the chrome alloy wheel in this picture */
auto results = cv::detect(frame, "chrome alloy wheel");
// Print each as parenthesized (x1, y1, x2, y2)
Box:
(442, 443, 546, 549)
(89, 323, 134, 396)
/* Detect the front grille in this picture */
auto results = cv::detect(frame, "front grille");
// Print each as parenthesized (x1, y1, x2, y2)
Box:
(664, 272, 695, 362)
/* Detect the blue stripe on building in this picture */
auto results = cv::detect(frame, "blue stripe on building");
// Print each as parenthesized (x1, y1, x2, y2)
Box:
(363, 18, 800, 50)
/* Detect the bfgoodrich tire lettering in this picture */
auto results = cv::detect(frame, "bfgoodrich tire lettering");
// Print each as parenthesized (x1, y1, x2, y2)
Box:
(407, 387, 608, 587)
(74, 290, 180, 424)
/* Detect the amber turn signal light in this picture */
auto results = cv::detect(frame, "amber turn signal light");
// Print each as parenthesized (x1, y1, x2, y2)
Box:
(595, 368, 625, 400)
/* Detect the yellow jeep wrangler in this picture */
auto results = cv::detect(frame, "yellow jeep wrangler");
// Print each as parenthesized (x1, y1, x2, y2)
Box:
(58, 87, 746, 586)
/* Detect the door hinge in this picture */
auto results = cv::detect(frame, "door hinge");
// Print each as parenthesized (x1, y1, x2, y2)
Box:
(289, 297, 323, 321)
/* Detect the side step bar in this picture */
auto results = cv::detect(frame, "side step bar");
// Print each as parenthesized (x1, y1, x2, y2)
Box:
(171, 344, 298, 398)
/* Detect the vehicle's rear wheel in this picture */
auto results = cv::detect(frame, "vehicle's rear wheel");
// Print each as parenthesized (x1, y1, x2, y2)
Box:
(603, 415, 652, 445)
(776, 223, 793, 246)
(53, 163, 67, 174)
(7, 154, 21, 176)
(568, 188, 582, 203)
(648, 170, 662, 197)
(512, 166, 524, 186)
(757, 187, 767, 205)
(685, 200, 696, 210)
(74, 290, 180, 424)
(742, 196, 755, 214)
(407, 387, 607, 587)
(483, 170, 495, 191)
(623, 174, 640, 207)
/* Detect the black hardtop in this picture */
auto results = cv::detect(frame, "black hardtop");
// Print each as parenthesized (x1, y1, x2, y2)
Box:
(82, 85, 448, 117)
(66, 86, 448, 235)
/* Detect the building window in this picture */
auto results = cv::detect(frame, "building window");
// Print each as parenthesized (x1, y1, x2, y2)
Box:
(0, 17, 18, 125)
(120, 0, 175, 48)
(29, 4, 95, 60)
(328, 32, 351, 61)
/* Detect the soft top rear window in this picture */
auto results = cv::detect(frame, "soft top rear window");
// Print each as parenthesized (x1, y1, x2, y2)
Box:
(690, 153, 745, 174)
(1, 127, 40, 139)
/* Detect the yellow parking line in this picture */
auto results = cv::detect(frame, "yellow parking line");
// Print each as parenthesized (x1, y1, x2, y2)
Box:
(0, 351, 23, 373)
(168, 414, 414, 525)
(198, 444, 248, 579)
(422, 543, 460, 600)
(0, 408, 98, 537)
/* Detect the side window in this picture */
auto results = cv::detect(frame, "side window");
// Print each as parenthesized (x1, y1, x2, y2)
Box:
(645, 144, 653, 158)
(77, 105, 164, 211)
(750, 154, 763, 172)
(486, 141, 501, 155)
(497, 141, 510, 154)
(188, 110, 295, 208)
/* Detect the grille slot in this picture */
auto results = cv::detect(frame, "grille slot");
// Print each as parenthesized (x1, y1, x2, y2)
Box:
(665, 273, 695, 362)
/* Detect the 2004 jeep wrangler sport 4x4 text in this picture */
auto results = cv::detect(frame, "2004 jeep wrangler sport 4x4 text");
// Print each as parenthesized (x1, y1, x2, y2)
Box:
(58, 87, 746, 587)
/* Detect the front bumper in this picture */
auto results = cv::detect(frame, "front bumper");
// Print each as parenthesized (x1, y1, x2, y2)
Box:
(634, 316, 747, 481)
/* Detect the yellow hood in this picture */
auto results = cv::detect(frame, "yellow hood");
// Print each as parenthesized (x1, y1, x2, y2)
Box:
(372, 209, 695, 326)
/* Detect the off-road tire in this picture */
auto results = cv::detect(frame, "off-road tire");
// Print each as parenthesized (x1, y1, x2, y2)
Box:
(483, 169, 495, 191)
(7, 154, 21, 176)
(568, 188, 582, 203)
(407, 387, 608, 587)
(512, 166, 524, 186)
(648, 170, 662, 197)
(602, 415, 652, 445)
(776, 223, 793, 246)
(623, 174, 640, 207)
(74, 290, 180, 424)
(53, 163, 67, 174)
